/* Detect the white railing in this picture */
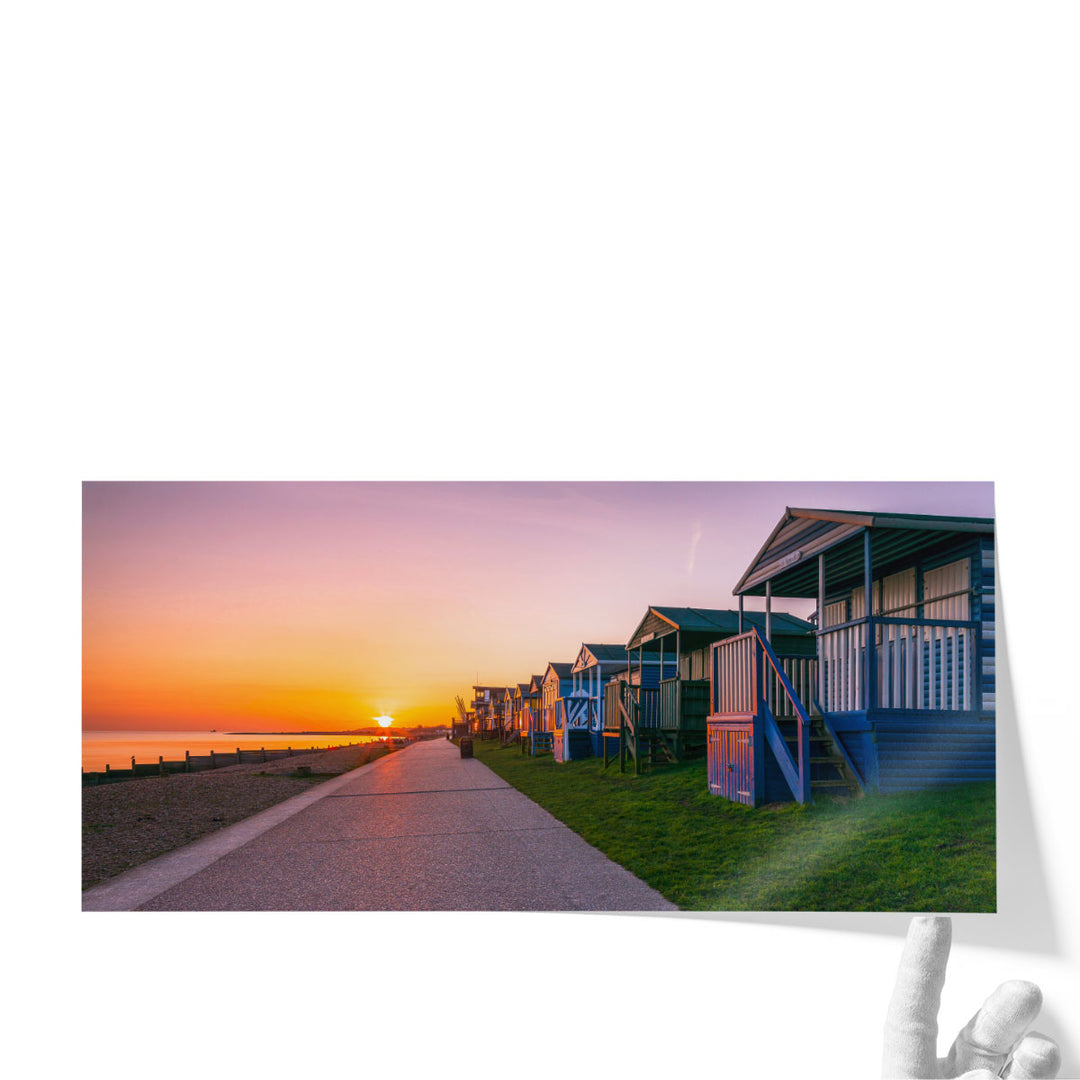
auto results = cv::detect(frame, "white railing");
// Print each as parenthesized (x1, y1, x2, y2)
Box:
(818, 619, 977, 713)
(712, 633, 756, 715)
(557, 695, 592, 728)
(819, 622, 867, 713)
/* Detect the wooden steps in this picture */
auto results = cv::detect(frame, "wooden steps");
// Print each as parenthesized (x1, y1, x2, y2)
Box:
(779, 717, 863, 799)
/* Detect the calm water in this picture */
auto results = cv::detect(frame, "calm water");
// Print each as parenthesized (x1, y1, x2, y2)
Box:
(82, 729, 384, 772)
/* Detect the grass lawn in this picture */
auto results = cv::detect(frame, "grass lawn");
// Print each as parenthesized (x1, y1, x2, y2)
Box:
(471, 738, 995, 911)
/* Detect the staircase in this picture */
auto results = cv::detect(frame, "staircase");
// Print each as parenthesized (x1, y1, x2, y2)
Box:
(776, 715, 862, 799)
(643, 730, 678, 766)
(530, 731, 554, 755)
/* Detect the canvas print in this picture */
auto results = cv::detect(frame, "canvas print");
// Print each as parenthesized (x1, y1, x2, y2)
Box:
(82, 481, 996, 912)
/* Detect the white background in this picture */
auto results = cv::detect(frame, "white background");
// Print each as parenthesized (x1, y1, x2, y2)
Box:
(4, 2, 1078, 1077)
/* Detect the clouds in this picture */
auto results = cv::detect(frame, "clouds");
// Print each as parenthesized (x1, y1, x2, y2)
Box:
(687, 520, 704, 577)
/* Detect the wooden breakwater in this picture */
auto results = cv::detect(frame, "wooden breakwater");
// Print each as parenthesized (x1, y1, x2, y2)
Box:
(82, 742, 371, 786)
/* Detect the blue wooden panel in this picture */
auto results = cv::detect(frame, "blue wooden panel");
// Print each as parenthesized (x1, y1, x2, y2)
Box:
(873, 717, 995, 792)
(762, 735, 796, 804)
(979, 536, 996, 718)
(563, 729, 593, 761)
(589, 729, 612, 757)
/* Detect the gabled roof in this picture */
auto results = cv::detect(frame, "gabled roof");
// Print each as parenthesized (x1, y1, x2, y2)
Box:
(543, 661, 574, 682)
(515, 682, 532, 696)
(734, 506, 995, 597)
(571, 642, 630, 673)
(626, 605, 814, 650)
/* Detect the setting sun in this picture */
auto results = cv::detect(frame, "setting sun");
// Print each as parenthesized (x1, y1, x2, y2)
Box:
(375, 715, 394, 728)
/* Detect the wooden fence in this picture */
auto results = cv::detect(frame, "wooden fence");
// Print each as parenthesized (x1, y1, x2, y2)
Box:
(82, 742, 371, 785)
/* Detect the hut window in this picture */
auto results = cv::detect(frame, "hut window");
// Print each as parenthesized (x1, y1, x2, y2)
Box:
(852, 568, 917, 619)
(924, 559, 970, 620)
(823, 600, 847, 627)
(850, 582, 879, 620)
(881, 568, 917, 617)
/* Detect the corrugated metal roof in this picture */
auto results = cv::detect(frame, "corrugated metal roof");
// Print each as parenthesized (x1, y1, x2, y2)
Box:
(734, 506, 995, 597)
(544, 661, 574, 679)
(584, 643, 630, 662)
(626, 605, 814, 649)
(572, 642, 631, 674)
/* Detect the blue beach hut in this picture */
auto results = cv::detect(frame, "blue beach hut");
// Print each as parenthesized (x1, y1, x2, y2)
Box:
(707, 507, 995, 806)
(568, 643, 630, 758)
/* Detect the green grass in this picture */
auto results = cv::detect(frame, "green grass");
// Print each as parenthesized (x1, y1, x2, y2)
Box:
(472, 739, 995, 911)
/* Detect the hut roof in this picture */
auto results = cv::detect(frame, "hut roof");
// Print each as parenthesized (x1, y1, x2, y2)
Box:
(543, 661, 575, 680)
(734, 506, 995, 598)
(626, 606, 813, 650)
(571, 642, 630, 673)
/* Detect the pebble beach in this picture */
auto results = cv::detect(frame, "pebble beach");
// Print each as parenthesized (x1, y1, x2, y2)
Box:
(82, 744, 392, 890)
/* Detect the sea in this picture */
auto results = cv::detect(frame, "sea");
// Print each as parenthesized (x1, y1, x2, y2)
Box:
(82, 729, 384, 772)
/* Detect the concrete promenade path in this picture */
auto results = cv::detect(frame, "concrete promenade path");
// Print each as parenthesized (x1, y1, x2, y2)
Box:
(83, 738, 676, 912)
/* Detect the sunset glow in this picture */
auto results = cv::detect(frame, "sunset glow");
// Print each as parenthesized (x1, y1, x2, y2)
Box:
(375, 716, 394, 728)
(82, 481, 994, 734)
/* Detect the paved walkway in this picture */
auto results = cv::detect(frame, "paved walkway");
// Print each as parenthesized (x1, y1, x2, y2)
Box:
(82, 738, 676, 912)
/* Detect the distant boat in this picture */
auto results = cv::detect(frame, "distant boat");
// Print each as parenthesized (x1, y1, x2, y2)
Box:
(210, 729, 217, 732)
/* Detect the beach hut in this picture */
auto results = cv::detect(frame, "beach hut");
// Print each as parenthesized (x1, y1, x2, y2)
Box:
(707, 507, 995, 806)
(567, 643, 630, 758)
(539, 662, 576, 758)
(610, 606, 815, 773)
(497, 686, 516, 745)
(510, 682, 532, 747)
(522, 674, 546, 753)
(470, 685, 505, 739)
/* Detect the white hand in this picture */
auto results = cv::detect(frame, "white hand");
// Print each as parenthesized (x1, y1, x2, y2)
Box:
(883, 916, 1060, 1078)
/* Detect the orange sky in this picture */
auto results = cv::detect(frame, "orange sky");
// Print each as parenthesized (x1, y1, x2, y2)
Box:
(82, 481, 994, 731)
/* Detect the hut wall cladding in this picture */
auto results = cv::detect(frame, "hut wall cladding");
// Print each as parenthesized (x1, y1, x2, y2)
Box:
(979, 535, 996, 719)
(873, 718, 996, 792)
(679, 647, 715, 681)
(637, 659, 678, 689)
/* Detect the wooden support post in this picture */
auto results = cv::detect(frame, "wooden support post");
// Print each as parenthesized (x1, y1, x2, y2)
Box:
(764, 583, 772, 713)
(159, 755, 164, 777)
(619, 688, 626, 774)
(865, 530, 876, 712)
(818, 553, 826, 711)
(752, 639, 764, 806)
(738, 593, 744, 633)
(185, 749, 190, 772)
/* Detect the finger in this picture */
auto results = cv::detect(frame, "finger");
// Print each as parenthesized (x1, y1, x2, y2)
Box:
(883, 916, 952, 1078)
(946, 981, 1043, 1076)
(1002, 1032, 1061, 1078)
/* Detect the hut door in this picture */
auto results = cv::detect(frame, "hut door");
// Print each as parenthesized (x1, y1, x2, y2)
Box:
(708, 727, 755, 806)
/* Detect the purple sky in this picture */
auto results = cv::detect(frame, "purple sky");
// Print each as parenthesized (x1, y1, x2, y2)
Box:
(83, 480, 992, 730)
